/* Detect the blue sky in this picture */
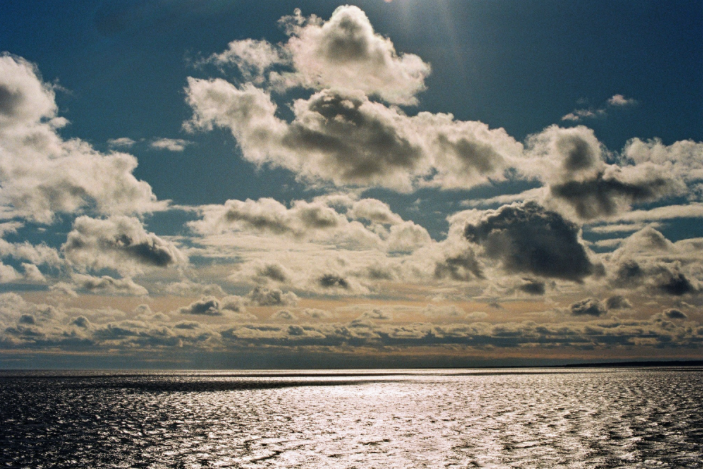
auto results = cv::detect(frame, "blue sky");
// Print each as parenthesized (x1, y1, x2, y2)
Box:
(0, 0, 701, 368)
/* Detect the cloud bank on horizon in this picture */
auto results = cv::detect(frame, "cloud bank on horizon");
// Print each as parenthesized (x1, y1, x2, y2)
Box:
(0, 3, 701, 367)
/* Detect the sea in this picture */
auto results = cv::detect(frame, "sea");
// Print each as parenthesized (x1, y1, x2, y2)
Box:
(1, 367, 702, 468)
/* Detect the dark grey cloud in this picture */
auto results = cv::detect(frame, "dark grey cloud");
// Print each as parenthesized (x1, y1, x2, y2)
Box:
(434, 250, 483, 282)
(613, 260, 696, 296)
(550, 171, 678, 220)
(570, 298, 607, 317)
(664, 309, 687, 320)
(298, 205, 340, 229)
(614, 260, 645, 286)
(18, 314, 35, 325)
(71, 316, 90, 328)
(318, 274, 350, 289)
(174, 321, 201, 330)
(518, 279, 546, 295)
(464, 202, 594, 282)
(657, 270, 695, 296)
(0, 83, 24, 118)
(252, 262, 290, 284)
(282, 90, 424, 184)
(178, 297, 222, 316)
(0, 54, 56, 126)
(605, 295, 632, 310)
(116, 234, 179, 267)
(436, 134, 502, 176)
(558, 133, 600, 173)
(608, 228, 699, 297)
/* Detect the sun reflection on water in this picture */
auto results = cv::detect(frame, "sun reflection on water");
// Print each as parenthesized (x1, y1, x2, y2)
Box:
(1, 368, 702, 467)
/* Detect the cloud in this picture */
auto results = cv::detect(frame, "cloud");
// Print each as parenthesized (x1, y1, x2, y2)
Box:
(561, 108, 606, 122)
(663, 309, 687, 320)
(107, 137, 136, 148)
(421, 304, 468, 319)
(357, 309, 392, 321)
(0, 239, 62, 267)
(549, 167, 682, 220)
(615, 204, 703, 223)
(523, 126, 683, 220)
(587, 222, 659, 234)
(71, 316, 90, 328)
(185, 9, 520, 192)
(205, 38, 287, 81)
(21, 263, 45, 283)
(72, 274, 148, 296)
(434, 249, 483, 282)
(561, 94, 636, 122)
(186, 82, 519, 191)
(300, 308, 334, 320)
(174, 295, 249, 319)
(280, 6, 431, 105)
(570, 298, 607, 317)
(0, 53, 56, 126)
(232, 260, 292, 285)
(464, 202, 595, 281)
(518, 279, 546, 295)
(656, 268, 695, 296)
(347, 198, 402, 225)
(0, 55, 166, 223)
(178, 296, 222, 316)
(0, 262, 19, 283)
(63, 215, 185, 274)
(272, 310, 297, 321)
(608, 227, 702, 296)
(245, 286, 298, 307)
(49, 282, 78, 298)
(221, 295, 247, 313)
(162, 279, 225, 297)
(191, 198, 345, 237)
(0, 290, 700, 355)
(216, 316, 703, 351)
(605, 295, 632, 310)
(386, 221, 432, 253)
(607, 94, 637, 107)
(623, 138, 703, 181)
(150, 138, 191, 152)
(317, 273, 350, 290)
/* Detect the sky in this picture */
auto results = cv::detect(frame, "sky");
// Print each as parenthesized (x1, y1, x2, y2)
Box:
(0, 0, 702, 369)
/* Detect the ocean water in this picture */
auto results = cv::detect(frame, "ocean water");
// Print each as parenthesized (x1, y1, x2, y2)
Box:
(1, 368, 702, 468)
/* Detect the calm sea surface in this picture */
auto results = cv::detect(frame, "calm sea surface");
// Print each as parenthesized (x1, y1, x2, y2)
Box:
(1, 368, 702, 468)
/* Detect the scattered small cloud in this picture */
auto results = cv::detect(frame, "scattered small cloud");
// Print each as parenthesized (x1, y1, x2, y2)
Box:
(562, 94, 637, 122)
(150, 138, 192, 152)
(570, 298, 607, 317)
(608, 94, 637, 107)
(663, 308, 687, 320)
(107, 137, 136, 148)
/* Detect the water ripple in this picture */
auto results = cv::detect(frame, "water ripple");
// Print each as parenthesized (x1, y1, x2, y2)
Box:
(1, 368, 701, 467)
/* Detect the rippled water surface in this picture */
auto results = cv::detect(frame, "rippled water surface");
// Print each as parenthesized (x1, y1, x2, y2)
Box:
(1, 368, 702, 468)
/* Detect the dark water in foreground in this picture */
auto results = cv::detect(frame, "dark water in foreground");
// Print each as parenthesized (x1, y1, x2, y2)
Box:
(1, 368, 702, 468)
